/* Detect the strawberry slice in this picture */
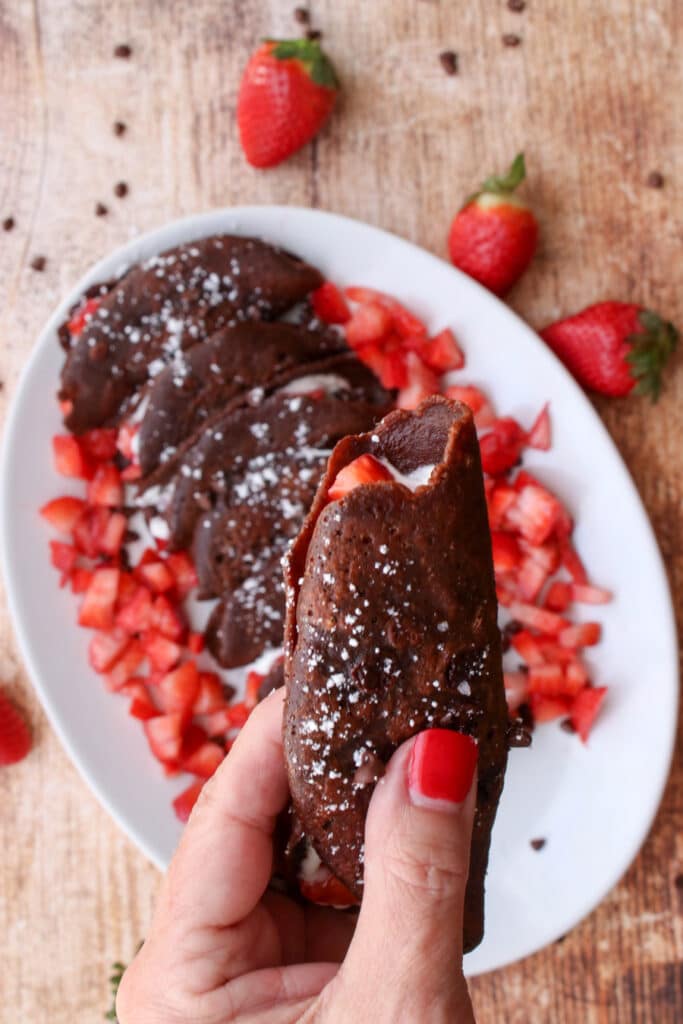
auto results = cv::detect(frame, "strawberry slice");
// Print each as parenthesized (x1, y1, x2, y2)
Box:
(187, 632, 205, 655)
(150, 595, 186, 641)
(396, 352, 440, 410)
(40, 496, 86, 533)
(98, 511, 127, 558)
(345, 287, 427, 339)
(506, 484, 564, 545)
(508, 601, 567, 636)
(356, 342, 408, 390)
(87, 464, 123, 507)
(311, 282, 350, 324)
(180, 740, 225, 779)
(156, 661, 199, 715)
(529, 693, 572, 723)
(88, 628, 130, 674)
(345, 302, 393, 348)
(67, 296, 101, 336)
(479, 418, 526, 476)
(544, 580, 572, 612)
(570, 686, 607, 742)
(244, 670, 264, 710)
(194, 672, 228, 714)
(491, 531, 521, 574)
(165, 551, 199, 599)
(104, 642, 146, 692)
(299, 873, 358, 908)
(72, 506, 110, 558)
(78, 568, 120, 629)
(559, 622, 602, 648)
(527, 663, 565, 698)
(144, 712, 186, 764)
(328, 454, 393, 502)
(570, 583, 612, 605)
(121, 681, 160, 721)
(526, 403, 551, 450)
(136, 559, 175, 594)
(79, 427, 118, 463)
(116, 422, 139, 462)
(49, 540, 78, 581)
(421, 328, 465, 373)
(140, 631, 182, 673)
(0, 692, 32, 765)
(486, 483, 517, 529)
(52, 435, 93, 479)
(442, 385, 496, 428)
(226, 702, 250, 729)
(503, 670, 529, 714)
(515, 556, 548, 602)
(116, 586, 154, 634)
(560, 542, 588, 584)
(172, 779, 205, 823)
(70, 568, 93, 594)
(195, 707, 234, 738)
(510, 630, 545, 666)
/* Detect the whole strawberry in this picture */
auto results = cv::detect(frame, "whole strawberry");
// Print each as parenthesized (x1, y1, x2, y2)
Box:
(237, 39, 339, 168)
(541, 302, 678, 400)
(0, 690, 32, 766)
(448, 153, 538, 295)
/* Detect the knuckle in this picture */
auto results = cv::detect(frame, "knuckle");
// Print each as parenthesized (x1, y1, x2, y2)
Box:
(381, 833, 467, 902)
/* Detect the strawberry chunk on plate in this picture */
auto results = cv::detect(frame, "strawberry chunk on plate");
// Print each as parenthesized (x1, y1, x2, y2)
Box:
(87, 464, 123, 507)
(529, 693, 572, 723)
(78, 567, 120, 630)
(156, 661, 199, 715)
(144, 712, 186, 764)
(570, 686, 608, 742)
(172, 779, 205, 823)
(140, 631, 182, 673)
(420, 328, 465, 373)
(506, 483, 564, 546)
(311, 281, 350, 324)
(526, 403, 551, 450)
(328, 454, 393, 502)
(180, 740, 225, 779)
(40, 495, 86, 533)
(396, 352, 440, 410)
(88, 628, 130, 674)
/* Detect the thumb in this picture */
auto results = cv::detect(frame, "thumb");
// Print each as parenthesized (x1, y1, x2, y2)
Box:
(341, 730, 477, 1015)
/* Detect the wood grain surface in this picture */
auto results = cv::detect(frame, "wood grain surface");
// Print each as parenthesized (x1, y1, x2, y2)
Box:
(1, 1, 682, 1021)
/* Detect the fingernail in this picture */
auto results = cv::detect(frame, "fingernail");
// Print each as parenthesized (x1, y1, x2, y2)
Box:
(408, 729, 478, 810)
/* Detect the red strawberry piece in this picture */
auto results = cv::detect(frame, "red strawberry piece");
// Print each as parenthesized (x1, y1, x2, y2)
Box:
(311, 281, 350, 324)
(78, 567, 120, 629)
(515, 556, 548, 603)
(99, 511, 127, 558)
(122, 682, 159, 721)
(87, 464, 123, 507)
(79, 427, 118, 463)
(529, 693, 572, 724)
(181, 740, 225, 779)
(40, 495, 86, 533)
(527, 663, 570, 699)
(503, 671, 529, 715)
(237, 39, 339, 168)
(559, 622, 602, 648)
(508, 601, 567, 636)
(448, 153, 538, 296)
(172, 779, 205, 823)
(165, 551, 199, 599)
(115, 571, 138, 608)
(144, 712, 186, 764)
(540, 302, 678, 400)
(72, 505, 109, 558)
(193, 673, 228, 715)
(70, 568, 93, 595)
(140, 631, 182, 673)
(67, 296, 101, 337)
(506, 483, 563, 546)
(570, 686, 607, 743)
(519, 538, 561, 574)
(151, 595, 186, 641)
(565, 660, 590, 691)
(345, 302, 393, 349)
(196, 707, 233, 738)
(570, 583, 612, 605)
(345, 287, 428, 339)
(396, 352, 440, 410)
(188, 632, 205, 654)
(49, 540, 78, 582)
(0, 692, 32, 766)
(244, 670, 264, 711)
(104, 642, 146, 692)
(479, 418, 526, 476)
(421, 328, 465, 373)
(510, 629, 546, 667)
(328, 454, 393, 502)
(560, 542, 588, 585)
(535, 638, 575, 665)
(116, 422, 139, 462)
(88, 628, 130, 674)
(156, 661, 199, 716)
(136, 559, 175, 594)
(116, 586, 154, 635)
(486, 483, 517, 529)
(443, 385, 496, 428)
(52, 434, 93, 479)
(227, 702, 250, 729)
(526, 403, 551, 450)
(299, 873, 358, 908)
(544, 580, 572, 612)
(491, 531, 521, 574)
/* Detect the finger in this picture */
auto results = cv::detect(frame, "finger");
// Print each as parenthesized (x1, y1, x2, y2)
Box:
(260, 889, 357, 964)
(341, 729, 478, 1016)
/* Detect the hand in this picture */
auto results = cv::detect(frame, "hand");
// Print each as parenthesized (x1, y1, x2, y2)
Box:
(117, 688, 477, 1023)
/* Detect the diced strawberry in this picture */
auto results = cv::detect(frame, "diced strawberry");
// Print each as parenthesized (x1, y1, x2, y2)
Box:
(40, 496, 86, 533)
(491, 531, 521, 574)
(328, 454, 393, 502)
(193, 672, 228, 714)
(570, 686, 607, 743)
(299, 873, 359, 908)
(566, 660, 590, 691)
(121, 463, 142, 482)
(181, 740, 225, 779)
(99, 511, 127, 557)
(421, 328, 465, 373)
(363, 343, 409, 390)
(165, 551, 199, 599)
(506, 484, 564, 546)
(535, 638, 576, 665)
(570, 583, 612, 605)
(510, 629, 546, 666)
(79, 427, 118, 463)
(67, 296, 101, 336)
(487, 484, 518, 529)
(196, 707, 233, 738)
(544, 581, 572, 612)
(346, 287, 428, 340)
(116, 422, 139, 462)
(140, 631, 182, 673)
(519, 538, 561, 574)
(311, 281, 351, 324)
(70, 568, 93, 594)
(226, 702, 250, 729)
(52, 435, 93, 479)
(136, 560, 175, 594)
(495, 580, 516, 607)
(104, 642, 146, 692)
(116, 571, 138, 607)
(529, 693, 572, 723)
(515, 556, 548, 602)
(504, 670, 529, 714)
(156, 661, 199, 715)
(88, 628, 130, 674)
(479, 418, 526, 477)
(526, 403, 551, 450)
(121, 682, 160, 721)
(561, 542, 588, 584)
(527, 663, 565, 698)
(49, 540, 78, 578)
(345, 302, 393, 348)
(442, 385, 496, 428)
(151, 595, 186, 641)
(559, 622, 602, 648)
(78, 568, 120, 629)
(508, 601, 567, 635)
(396, 352, 440, 410)
(116, 586, 154, 634)
(59, 399, 73, 418)
(87, 464, 123, 507)
(72, 506, 110, 558)
(187, 632, 205, 654)
(172, 779, 205, 823)
(144, 712, 186, 764)
(244, 670, 264, 710)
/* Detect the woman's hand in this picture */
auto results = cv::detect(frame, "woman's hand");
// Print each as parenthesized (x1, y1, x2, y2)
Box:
(117, 688, 477, 1023)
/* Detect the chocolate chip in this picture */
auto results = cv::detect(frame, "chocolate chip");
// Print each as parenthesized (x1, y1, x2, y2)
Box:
(507, 0, 526, 10)
(294, 6, 310, 23)
(306, 28, 322, 40)
(646, 171, 664, 189)
(124, 529, 140, 543)
(530, 837, 546, 851)
(30, 255, 46, 271)
(503, 33, 522, 46)
(439, 50, 459, 75)
(95, 202, 108, 217)
(114, 43, 132, 59)
(507, 720, 532, 748)
(114, 181, 129, 198)
(113, 121, 127, 137)
(3, 216, 15, 231)
(560, 717, 576, 733)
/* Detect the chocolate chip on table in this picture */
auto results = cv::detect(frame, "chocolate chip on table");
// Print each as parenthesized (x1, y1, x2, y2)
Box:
(560, 717, 576, 733)
(114, 43, 132, 59)
(646, 171, 664, 188)
(114, 181, 129, 198)
(113, 120, 127, 136)
(30, 255, 46, 271)
(3, 216, 15, 231)
(530, 837, 546, 851)
(95, 202, 108, 217)
(439, 50, 459, 75)
(503, 33, 522, 46)
(306, 28, 322, 40)
(507, 0, 526, 10)
(294, 6, 309, 23)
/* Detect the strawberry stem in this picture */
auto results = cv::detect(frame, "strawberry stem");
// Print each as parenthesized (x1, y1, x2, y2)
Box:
(269, 38, 339, 89)
(626, 310, 678, 400)
(481, 152, 526, 195)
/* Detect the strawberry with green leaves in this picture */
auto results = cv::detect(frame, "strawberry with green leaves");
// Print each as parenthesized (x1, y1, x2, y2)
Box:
(237, 39, 339, 168)
(541, 302, 678, 400)
(448, 153, 538, 295)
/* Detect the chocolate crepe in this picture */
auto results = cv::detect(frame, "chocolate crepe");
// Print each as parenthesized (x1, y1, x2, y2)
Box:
(283, 396, 508, 952)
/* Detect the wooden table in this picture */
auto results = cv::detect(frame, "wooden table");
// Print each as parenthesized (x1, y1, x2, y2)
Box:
(1, 1, 681, 1020)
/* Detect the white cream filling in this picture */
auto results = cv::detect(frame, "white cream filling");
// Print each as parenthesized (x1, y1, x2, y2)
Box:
(281, 374, 351, 396)
(378, 459, 437, 492)
(299, 840, 325, 883)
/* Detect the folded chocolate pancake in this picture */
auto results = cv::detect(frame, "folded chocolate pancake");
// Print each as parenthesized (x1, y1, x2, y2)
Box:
(136, 319, 346, 479)
(283, 396, 508, 952)
(59, 234, 322, 433)
(145, 356, 393, 667)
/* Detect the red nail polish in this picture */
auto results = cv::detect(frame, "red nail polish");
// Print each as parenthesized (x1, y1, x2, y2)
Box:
(408, 729, 478, 807)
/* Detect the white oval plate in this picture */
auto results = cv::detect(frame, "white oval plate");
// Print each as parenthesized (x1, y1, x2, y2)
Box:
(1, 207, 678, 976)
